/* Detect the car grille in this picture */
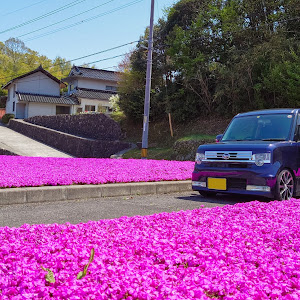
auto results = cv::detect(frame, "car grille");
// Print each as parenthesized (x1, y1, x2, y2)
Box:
(205, 151, 253, 162)
(204, 162, 248, 168)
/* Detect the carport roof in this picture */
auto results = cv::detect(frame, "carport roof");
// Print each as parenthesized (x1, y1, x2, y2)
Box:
(16, 92, 79, 105)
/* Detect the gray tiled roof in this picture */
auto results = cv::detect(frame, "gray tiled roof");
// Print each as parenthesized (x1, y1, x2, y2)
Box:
(66, 66, 120, 82)
(71, 88, 117, 100)
(16, 92, 79, 105)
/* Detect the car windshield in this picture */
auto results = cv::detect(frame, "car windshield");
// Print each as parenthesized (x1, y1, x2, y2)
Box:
(222, 114, 294, 142)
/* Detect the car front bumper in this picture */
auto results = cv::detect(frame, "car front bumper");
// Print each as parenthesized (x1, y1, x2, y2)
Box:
(192, 163, 280, 198)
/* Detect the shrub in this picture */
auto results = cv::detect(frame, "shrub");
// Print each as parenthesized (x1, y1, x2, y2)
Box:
(110, 111, 126, 123)
(1, 113, 15, 124)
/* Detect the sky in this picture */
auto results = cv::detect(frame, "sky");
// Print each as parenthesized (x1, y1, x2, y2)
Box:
(0, 0, 176, 70)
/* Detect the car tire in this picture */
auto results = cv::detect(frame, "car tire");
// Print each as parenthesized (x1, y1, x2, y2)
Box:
(199, 191, 217, 197)
(274, 169, 295, 200)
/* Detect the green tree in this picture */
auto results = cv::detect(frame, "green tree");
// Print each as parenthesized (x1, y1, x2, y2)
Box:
(0, 38, 72, 89)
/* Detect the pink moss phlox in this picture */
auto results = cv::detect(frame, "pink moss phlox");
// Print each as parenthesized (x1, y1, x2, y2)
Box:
(0, 156, 194, 188)
(1, 199, 300, 298)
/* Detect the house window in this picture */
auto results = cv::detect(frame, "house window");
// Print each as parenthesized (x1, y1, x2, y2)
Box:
(106, 85, 117, 92)
(77, 107, 83, 114)
(56, 106, 70, 115)
(13, 101, 15, 112)
(85, 105, 95, 112)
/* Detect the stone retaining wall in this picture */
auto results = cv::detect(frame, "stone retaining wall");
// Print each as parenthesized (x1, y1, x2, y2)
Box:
(25, 114, 123, 141)
(0, 148, 17, 156)
(9, 120, 130, 158)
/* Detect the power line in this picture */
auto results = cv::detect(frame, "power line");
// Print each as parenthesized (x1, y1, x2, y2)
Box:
(1, 0, 48, 17)
(101, 66, 119, 70)
(24, 0, 144, 42)
(59, 40, 142, 66)
(25, 10, 296, 43)
(0, 0, 88, 35)
(17, 0, 117, 39)
(81, 54, 126, 66)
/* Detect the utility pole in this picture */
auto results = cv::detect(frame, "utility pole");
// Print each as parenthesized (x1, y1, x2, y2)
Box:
(141, 0, 155, 159)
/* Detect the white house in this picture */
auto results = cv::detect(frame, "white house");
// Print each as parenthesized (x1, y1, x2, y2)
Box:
(63, 66, 119, 114)
(2, 66, 77, 118)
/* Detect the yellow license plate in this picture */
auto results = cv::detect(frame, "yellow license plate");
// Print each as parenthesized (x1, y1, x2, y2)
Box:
(207, 178, 227, 190)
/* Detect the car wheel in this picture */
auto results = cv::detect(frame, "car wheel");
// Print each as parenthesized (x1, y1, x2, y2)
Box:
(199, 191, 217, 197)
(275, 169, 295, 200)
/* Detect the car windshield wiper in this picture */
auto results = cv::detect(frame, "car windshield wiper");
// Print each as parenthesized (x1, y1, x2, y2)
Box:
(261, 138, 286, 141)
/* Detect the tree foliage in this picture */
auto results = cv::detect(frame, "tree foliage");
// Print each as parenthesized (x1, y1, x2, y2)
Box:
(119, 0, 300, 123)
(0, 38, 72, 93)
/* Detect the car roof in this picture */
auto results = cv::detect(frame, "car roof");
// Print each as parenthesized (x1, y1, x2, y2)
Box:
(236, 108, 299, 117)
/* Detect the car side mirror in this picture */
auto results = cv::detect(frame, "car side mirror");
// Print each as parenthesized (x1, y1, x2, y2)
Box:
(216, 134, 223, 143)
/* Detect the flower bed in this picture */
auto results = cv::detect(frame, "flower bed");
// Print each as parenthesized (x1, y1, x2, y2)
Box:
(1, 199, 300, 299)
(0, 156, 194, 188)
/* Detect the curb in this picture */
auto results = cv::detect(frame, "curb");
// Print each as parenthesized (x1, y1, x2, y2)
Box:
(0, 181, 192, 206)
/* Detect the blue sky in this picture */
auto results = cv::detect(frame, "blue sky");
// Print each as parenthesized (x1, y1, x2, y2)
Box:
(0, 0, 176, 70)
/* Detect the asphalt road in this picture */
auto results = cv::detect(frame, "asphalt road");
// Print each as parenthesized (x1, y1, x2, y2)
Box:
(0, 191, 270, 228)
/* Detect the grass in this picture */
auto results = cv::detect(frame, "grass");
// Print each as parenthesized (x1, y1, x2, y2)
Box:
(123, 147, 174, 160)
(119, 116, 230, 160)
(177, 134, 215, 142)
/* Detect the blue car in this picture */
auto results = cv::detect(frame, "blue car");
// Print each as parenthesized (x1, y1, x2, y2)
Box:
(192, 109, 300, 200)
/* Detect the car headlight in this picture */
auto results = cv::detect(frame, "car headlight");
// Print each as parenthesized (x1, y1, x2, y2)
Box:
(252, 153, 271, 166)
(195, 153, 205, 164)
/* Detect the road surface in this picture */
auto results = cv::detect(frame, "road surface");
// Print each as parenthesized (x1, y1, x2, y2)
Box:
(0, 191, 269, 228)
(0, 123, 72, 157)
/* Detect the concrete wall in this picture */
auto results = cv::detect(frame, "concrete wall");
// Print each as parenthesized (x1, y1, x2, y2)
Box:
(27, 102, 56, 118)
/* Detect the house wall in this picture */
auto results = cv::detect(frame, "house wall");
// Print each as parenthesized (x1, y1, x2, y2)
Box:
(17, 72, 60, 96)
(70, 105, 78, 114)
(5, 71, 61, 117)
(77, 78, 117, 91)
(27, 102, 56, 118)
(5, 88, 14, 115)
(16, 103, 26, 119)
(78, 98, 112, 113)
(68, 79, 78, 94)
